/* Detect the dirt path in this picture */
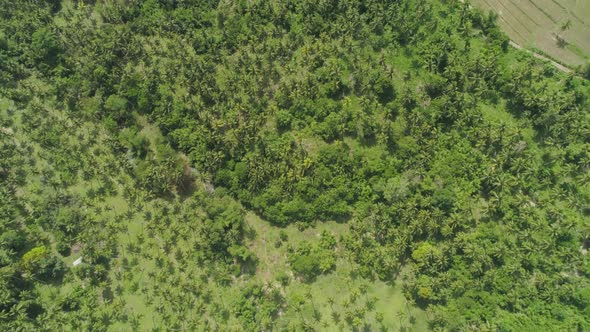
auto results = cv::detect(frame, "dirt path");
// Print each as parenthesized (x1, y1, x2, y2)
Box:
(509, 41, 573, 73)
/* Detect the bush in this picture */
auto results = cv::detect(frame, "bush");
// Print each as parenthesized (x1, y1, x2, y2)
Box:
(289, 241, 336, 281)
(374, 75, 396, 104)
(279, 230, 288, 242)
(75, 263, 108, 285)
(0, 31, 7, 50)
(30, 28, 60, 66)
(21, 247, 48, 272)
(579, 62, 590, 80)
(290, 254, 320, 280)
(104, 95, 129, 124)
(0, 230, 26, 252)
(433, 187, 456, 213)
(22, 247, 67, 282)
(276, 109, 293, 130)
(56, 241, 71, 256)
(276, 271, 290, 286)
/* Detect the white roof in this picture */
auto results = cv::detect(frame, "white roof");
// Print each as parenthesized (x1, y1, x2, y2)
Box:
(73, 257, 83, 266)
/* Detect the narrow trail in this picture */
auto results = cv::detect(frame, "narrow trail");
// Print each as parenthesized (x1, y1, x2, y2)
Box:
(509, 40, 573, 73)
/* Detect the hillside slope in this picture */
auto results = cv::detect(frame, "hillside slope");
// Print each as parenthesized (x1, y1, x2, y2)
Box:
(1, 0, 589, 331)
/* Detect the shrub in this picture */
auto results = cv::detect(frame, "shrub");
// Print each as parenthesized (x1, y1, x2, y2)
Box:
(276, 109, 293, 130)
(22, 247, 67, 281)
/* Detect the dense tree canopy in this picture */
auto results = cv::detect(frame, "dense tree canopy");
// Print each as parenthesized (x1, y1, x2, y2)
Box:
(0, 0, 588, 330)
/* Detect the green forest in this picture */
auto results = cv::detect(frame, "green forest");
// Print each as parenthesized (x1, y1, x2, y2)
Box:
(1, 0, 589, 331)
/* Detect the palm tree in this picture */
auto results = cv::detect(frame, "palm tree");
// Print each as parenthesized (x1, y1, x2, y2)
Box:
(304, 288, 321, 322)
(350, 287, 360, 304)
(396, 308, 406, 329)
(327, 296, 335, 311)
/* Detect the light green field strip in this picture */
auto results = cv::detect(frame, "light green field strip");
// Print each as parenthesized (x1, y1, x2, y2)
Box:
(472, 0, 590, 65)
(478, 0, 531, 44)
(535, 0, 590, 56)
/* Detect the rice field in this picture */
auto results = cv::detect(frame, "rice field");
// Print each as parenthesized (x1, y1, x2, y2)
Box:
(472, 0, 590, 66)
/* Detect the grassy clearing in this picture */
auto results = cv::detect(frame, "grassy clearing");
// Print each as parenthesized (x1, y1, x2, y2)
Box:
(275, 266, 429, 331)
(32, 113, 427, 331)
(246, 212, 428, 331)
(245, 212, 349, 282)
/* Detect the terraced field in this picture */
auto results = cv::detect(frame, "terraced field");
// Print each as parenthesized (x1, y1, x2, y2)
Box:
(472, 0, 590, 66)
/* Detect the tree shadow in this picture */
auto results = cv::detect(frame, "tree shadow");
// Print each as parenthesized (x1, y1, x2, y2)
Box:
(312, 309, 322, 322)
(331, 311, 341, 323)
(243, 224, 258, 241)
(176, 171, 199, 198)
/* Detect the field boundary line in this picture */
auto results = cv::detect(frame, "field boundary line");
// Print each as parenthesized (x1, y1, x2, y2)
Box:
(488, 0, 535, 34)
(509, 41, 572, 73)
(481, 0, 530, 41)
(526, 0, 557, 24)
(507, 0, 541, 27)
(550, 0, 566, 11)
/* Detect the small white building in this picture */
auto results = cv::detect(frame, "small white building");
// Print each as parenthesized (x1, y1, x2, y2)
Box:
(73, 257, 83, 266)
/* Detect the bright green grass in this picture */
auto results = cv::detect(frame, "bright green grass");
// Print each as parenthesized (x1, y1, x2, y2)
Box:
(246, 212, 428, 331)
(276, 264, 429, 331)
(4, 94, 430, 330)
(245, 212, 349, 282)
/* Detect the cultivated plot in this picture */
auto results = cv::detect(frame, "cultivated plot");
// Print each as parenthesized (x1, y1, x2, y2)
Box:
(472, 0, 590, 66)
